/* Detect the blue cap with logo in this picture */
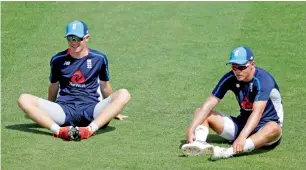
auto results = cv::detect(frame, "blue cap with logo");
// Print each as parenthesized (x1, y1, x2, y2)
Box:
(65, 20, 89, 38)
(227, 46, 254, 65)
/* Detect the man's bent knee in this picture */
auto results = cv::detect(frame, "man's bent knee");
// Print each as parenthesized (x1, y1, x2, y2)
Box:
(263, 122, 282, 137)
(17, 94, 39, 109)
(261, 122, 282, 146)
(206, 110, 222, 123)
(18, 94, 33, 106)
(208, 111, 231, 136)
(116, 89, 131, 104)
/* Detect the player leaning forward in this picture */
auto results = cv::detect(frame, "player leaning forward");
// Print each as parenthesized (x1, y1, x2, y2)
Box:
(18, 20, 131, 141)
(182, 46, 283, 160)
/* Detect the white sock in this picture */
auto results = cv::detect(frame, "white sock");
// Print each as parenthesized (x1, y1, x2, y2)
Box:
(195, 125, 209, 142)
(243, 138, 255, 152)
(50, 124, 60, 135)
(227, 147, 235, 156)
(88, 122, 99, 133)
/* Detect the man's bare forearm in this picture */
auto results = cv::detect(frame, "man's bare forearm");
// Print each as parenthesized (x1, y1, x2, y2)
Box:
(188, 94, 219, 131)
(238, 101, 266, 138)
(48, 82, 59, 102)
(100, 81, 113, 98)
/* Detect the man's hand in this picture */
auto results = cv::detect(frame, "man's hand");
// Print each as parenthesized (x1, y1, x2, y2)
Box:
(232, 136, 246, 154)
(115, 114, 128, 120)
(185, 95, 220, 144)
(186, 129, 196, 143)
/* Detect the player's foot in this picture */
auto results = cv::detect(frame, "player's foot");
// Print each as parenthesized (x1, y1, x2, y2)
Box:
(182, 140, 214, 156)
(73, 127, 94, 141)
(54, 126, 75, 141)
(210, 146, 234, 161)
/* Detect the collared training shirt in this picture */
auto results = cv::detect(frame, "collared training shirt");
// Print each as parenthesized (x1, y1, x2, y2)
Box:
(212, 67, 283, 126)
(49, 48, 110, 104)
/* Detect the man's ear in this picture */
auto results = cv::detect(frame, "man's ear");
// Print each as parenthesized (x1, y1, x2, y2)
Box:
(84, 34, 90, 42)
(251, 61, 255, 66)
(251, 61, 256, 70)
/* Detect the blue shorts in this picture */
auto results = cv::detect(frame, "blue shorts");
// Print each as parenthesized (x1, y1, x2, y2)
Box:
(38, 96, 112, 127)
(230, 116, 282, 148)
(230, 116, 265, 137)
(58, 102, 97, 127)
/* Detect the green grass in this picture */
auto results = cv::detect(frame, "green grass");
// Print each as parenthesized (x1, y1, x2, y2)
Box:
(2, 2, 306, 170)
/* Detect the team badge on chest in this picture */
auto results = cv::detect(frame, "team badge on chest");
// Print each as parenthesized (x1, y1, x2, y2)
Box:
(87, 59, 92, 69)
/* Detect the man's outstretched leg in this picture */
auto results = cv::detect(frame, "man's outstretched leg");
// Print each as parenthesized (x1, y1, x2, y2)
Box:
(75, 89, 131, 140)
(17, 93, 74, 140)
(211, 121, 282, 160)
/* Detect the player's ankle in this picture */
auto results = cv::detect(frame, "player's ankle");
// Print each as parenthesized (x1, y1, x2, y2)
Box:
(50, 124, 61, 135)
(88, 122, 99, 133)
(86, 126, 94, 135)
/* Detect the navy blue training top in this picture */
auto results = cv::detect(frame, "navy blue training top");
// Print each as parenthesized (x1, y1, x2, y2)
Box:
(49, 48, 109, 105)
(212, 67, 283, 126)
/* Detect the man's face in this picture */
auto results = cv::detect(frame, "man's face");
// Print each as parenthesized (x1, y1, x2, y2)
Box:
(231, 61, 255, 81)
(67, 35, 89, 53)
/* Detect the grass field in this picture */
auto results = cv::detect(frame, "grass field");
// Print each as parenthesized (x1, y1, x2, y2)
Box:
(2, 2, 306, 170)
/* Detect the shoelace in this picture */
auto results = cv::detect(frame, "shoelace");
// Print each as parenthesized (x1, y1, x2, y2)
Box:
(220, 148, 227, 153)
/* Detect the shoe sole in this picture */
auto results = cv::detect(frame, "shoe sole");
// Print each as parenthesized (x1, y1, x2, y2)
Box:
(182, 145, 213, 156)
(68, 127, 80, 141)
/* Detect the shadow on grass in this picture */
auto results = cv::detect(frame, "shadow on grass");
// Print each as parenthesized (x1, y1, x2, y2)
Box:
(95, 126, 116, 135)
(179, 134, 229, 149)
(6, 123, 116, 137)
(178, 134, 277, 159)
(207, 148, 277, 162)
(6, 123, 51, 136)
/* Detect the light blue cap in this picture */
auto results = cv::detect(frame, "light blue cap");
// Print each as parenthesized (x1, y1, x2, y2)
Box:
(227, 46, 254, 65)
(64, 20, 89, 38)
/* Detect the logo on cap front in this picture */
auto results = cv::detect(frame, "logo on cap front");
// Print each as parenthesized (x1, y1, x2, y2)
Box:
(234, 49, 240, 56)
(72, 23, 77, 30)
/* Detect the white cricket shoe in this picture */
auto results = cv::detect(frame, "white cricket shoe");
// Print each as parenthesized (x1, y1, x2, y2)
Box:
(182, 141, 214, 156)
(210, 146, 234, 161)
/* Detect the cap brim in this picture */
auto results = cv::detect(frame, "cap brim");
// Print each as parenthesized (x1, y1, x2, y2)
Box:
(64, 33, 84, 38)
(226, 60, 248, 65)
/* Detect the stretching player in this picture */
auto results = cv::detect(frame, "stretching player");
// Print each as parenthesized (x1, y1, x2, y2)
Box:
(182, 46, 283, 160)
(18, 20, 131, 141)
